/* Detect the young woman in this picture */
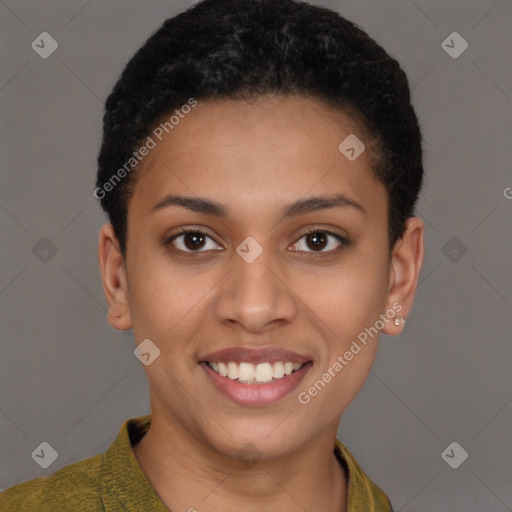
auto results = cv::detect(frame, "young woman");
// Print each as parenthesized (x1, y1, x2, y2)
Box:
(1, 0, 424, 510)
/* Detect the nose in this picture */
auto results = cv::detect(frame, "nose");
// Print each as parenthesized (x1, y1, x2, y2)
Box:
(214, 243, 297, 334)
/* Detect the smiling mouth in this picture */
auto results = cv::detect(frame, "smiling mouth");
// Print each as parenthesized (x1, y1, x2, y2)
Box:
(203, 361, 309, 384)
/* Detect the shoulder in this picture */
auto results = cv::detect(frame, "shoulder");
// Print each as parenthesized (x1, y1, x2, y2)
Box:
(335, 439, 393, 512)
(0, 453, 103, 512)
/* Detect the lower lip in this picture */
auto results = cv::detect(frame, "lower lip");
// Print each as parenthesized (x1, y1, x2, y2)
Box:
(201, 362, 312, 406)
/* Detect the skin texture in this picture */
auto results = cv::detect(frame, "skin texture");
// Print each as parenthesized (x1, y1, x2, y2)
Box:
(98, 96, 424, 512)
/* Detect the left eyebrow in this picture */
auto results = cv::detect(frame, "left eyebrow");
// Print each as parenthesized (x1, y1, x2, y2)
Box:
(281, 193, 366, 217)
(151, 193, 366, 217)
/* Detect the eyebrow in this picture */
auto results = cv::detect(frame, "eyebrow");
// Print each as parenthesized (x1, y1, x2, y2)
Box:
(151, 193, 366, 217)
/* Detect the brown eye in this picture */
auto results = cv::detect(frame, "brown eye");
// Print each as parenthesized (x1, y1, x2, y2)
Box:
(167, 230, 222, 253)
(292, 230, 347, 254)
(182, 232, 206, 250)
(305, 231, 328, 250)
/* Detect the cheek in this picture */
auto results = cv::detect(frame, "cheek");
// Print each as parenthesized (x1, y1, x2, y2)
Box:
(125, 250, 210, 341)
(314, 254, 389, 406)
(302, 254, 389, 339)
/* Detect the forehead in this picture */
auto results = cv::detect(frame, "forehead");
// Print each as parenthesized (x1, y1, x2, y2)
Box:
(129, 95, 386, 219)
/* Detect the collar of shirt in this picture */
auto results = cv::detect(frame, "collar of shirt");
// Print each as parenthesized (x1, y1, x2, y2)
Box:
(99, 414, 392, 512)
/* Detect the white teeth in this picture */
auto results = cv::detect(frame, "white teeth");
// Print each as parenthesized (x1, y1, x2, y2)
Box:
(255, 363, 274, 383)
(208, 361, 305, 383)
(273, 362, 284, 378)
(238, 362, 255, 381)
(218, 362, 228, 377)
(227, 362, 238, 379)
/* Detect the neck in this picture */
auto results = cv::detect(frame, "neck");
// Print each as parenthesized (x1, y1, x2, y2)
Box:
(132, 413, 347, 512)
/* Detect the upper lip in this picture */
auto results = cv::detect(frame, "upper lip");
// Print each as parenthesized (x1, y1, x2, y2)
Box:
(199, 346, 311, 364)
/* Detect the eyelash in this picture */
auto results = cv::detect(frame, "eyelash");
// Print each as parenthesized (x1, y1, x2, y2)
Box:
(165, 226, 349, 258)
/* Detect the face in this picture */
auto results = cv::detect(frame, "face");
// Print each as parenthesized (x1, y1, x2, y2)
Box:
(99, 95, 423, 461)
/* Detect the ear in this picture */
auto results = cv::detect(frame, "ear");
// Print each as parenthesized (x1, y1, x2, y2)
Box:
(98, 223, 132, 331)
(382, 217, 424, 336)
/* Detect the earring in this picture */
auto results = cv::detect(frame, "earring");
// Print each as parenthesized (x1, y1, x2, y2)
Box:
(394, 317, 406, 326)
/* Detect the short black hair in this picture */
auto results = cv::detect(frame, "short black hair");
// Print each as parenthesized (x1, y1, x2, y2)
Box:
(96, 0, 423, 256)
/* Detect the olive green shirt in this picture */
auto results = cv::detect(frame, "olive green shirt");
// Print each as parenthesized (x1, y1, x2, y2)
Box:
(0, 414, 393, 511)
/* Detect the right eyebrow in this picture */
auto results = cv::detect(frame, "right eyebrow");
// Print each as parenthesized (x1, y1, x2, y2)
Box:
(151, 195, 228, 216)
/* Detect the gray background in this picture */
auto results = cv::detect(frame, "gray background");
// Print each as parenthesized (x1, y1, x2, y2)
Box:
(0, 0, 511, 510)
